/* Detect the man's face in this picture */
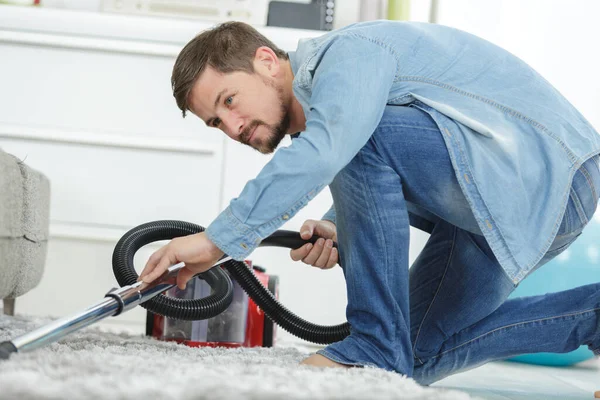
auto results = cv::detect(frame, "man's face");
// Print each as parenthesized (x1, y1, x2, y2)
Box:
(188, 66, 290, 154)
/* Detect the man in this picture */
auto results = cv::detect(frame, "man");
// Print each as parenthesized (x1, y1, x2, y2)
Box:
(138, 20, 600, 387)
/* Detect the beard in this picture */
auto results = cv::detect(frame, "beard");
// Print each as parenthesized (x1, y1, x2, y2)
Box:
(239, 80, 290, 154)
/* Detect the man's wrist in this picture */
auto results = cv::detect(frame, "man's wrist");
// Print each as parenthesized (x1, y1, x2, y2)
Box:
(201, 232, 225, 259)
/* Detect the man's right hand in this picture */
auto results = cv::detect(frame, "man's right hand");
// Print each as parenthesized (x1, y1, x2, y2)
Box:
(290, 219, 338, 269)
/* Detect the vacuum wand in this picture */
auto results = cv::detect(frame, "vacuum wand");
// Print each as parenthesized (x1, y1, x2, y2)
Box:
(0, 257, 232, 360)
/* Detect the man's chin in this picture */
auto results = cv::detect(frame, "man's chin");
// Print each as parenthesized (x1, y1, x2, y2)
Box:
(254, 136, 284, 154)
(248, 142, 274, 155)
(259, 144, 278, 155)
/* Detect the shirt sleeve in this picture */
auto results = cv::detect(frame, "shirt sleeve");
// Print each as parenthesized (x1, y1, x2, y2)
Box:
(322, 204, 336, 225)
(205, 34, 398, 260)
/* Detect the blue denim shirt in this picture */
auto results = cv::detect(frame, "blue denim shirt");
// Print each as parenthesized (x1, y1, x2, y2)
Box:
(206, 20, 600, 283)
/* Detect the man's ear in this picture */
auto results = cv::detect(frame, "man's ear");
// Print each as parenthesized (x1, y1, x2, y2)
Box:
(253, 46, 280, 77)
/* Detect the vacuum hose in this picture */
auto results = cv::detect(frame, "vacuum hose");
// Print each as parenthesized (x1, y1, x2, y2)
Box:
(112, 220, 351, 345)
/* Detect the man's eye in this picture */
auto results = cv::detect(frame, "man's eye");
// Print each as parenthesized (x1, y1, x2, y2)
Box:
(225, 96, 233, 105)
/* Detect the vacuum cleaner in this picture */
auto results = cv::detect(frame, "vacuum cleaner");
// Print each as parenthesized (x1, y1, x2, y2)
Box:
(147, 259, 279, 348)
(0, 220, 350, 360)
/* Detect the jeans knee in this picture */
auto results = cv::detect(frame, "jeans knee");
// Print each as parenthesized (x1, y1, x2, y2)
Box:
(413, 344, 441, 364)
(412, 324, 447, 363)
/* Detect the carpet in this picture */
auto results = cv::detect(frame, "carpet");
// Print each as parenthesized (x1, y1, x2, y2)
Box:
(0, 314, 477, 400)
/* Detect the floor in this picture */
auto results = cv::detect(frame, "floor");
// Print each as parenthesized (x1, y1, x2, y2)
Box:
(433, 357, 600, 400)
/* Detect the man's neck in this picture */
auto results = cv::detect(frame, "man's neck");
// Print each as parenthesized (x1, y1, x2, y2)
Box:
(283, 60, 306, 134)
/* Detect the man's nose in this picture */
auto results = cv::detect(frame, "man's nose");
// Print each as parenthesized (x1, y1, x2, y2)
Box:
(223, 115, 244, 139)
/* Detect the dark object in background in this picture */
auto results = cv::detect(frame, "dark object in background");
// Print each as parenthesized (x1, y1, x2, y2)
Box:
(267, 0, 334, 31)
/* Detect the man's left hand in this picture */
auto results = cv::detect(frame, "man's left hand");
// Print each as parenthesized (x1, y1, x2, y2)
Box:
(138, 232, 224, 290)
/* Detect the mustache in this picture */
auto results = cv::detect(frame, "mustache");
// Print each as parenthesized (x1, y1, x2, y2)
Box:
(240, 120, 264, 145)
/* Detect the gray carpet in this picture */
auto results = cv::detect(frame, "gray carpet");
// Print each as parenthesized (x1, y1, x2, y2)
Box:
(0, 314, 477, 400)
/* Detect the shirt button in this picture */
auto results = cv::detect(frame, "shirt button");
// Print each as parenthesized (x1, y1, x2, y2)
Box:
(282, 214, 290, 220)
(464, 173, 470, 184)
(485, 220, 492, 229)
(444, 128, 452, 137)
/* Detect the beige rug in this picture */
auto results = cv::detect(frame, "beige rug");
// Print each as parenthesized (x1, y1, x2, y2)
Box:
(0, 313, 478, 400)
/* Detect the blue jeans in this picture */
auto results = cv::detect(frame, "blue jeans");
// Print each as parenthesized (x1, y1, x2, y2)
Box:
(316, 105, 600, 385)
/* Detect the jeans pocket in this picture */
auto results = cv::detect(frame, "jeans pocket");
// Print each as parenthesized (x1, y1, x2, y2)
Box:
(545, 230, 582, 258)
(530, 230, 583, 276)
(577, 156, 600, 221)
(567, 156, 600, 231)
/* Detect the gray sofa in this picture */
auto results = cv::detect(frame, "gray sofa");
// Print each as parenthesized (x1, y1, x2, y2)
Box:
(0, 149, 50, 315)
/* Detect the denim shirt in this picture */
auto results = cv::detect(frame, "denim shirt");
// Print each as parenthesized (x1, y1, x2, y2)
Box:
(206, 20, 600, 284)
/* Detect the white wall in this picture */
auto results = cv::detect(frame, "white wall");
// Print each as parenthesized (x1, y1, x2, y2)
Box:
(434, 0, 600, 129)
(333, 0, 361, 28)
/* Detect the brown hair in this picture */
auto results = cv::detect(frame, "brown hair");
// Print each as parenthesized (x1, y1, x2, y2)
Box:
(171, 21, 289, 117)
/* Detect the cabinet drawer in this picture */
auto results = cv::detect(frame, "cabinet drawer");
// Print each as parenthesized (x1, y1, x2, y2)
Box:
(0, 134, 223, 228)
(0, 40, 219, 145)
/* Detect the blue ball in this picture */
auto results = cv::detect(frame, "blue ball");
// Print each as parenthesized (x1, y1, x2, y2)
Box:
(507, 212, 599, 366)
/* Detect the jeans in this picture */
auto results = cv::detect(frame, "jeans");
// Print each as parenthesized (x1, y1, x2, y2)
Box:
(316, 105, 600, 385)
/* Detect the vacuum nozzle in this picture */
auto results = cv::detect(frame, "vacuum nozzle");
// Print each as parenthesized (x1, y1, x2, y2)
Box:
(0, 341, 17, 360)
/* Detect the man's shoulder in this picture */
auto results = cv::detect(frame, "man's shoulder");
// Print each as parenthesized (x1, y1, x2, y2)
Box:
(299, 20, 408, 50)
(291, 21, 410, 81)
(294, 20, 460, 66)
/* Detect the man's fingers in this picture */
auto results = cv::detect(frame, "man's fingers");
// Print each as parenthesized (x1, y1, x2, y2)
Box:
(176, 267, 195, 290)
(142, 254, 175, 284)
(314, 239, 333, 268)
(290, 243, 313, 261)
(299, 220, 316, 240)
(139, 247, 166, 280)
(290, 237, 338, 269)
(302, 238, 325, 265)
(325, 247, 338, 269)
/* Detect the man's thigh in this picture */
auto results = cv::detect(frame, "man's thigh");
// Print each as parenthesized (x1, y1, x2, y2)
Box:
(373, 105, 482, 236)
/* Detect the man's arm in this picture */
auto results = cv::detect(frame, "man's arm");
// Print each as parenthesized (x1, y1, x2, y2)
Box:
(206, 35, 398, 260)
(140, 35, 399, 287)
(206, 34, 398, 260)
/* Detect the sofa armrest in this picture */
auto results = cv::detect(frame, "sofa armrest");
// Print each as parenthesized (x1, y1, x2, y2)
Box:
(0, 150, 50, 299)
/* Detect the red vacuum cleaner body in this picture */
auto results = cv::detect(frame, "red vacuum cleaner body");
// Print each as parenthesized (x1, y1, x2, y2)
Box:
(146, 261, 279, 348)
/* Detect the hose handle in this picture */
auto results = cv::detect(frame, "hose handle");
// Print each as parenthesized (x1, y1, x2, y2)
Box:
(260, 230, 338, 250)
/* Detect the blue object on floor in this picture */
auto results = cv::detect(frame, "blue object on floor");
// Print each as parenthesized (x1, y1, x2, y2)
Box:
(508, 347, 593, 367)
(507, 214, 599, 366)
